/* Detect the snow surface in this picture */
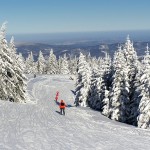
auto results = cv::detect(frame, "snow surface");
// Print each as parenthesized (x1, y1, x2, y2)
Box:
(0, 75, 150, 150)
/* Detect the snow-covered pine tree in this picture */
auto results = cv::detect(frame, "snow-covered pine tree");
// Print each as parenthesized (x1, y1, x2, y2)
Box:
(88, 56, 105, 110)
(128, 45, 148, 126)
(123, 35, 138, 82)
(57, 56, 62, 74)
(0, 22, 15, 101)
(122, 35, 141, 124)
(25, 51, 35, 74)
(99, 52, 112, 114)
(142, 44, 150, 70)
(46, 49, 58, 74)
(108, 46, 130, 122)
(88, 50, 112, 113)
(0, 22, 27, 102)
(9, 36, 27, 102)
(128, 44, 150, 128)
(60, 53, 70, 74)
(88, 57, 99, 109)
(86, 52, 92, 65)
(68, 55, 78, 75)
(101, 52, 113, 117)
(101, 89, 110, 117)
(75, 52, 91, 107)
(99, 65, 111, 111)
(136, 69, 150, 129)
(37, 50, 46, 74)
(128, 69, 142, 125)
(97, 52, 112, 94)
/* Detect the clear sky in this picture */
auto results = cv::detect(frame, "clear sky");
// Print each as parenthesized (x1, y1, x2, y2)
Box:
(0, 0, 150, 34)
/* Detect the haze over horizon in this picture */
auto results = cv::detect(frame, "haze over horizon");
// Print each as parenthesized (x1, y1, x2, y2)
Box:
(0, 0, 150, 34)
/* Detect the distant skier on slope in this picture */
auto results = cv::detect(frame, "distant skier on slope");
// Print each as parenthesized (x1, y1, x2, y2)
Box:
(59, 100, 66, 115)
(55, 91, 59, 101)
(55, 95, 58, 101)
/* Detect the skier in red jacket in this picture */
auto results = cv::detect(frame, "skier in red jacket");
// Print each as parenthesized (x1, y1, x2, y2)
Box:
(55, 91, 59, 101)
(55, 95, 58, 101)
(59, 100, 66, 115)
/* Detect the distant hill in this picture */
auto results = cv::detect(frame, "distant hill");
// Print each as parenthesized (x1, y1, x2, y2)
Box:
(11, 30, 150, 60)
(16, 40, 150, 61)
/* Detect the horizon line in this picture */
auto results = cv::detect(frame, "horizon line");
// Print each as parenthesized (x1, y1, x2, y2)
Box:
(7, 29, 150, 35)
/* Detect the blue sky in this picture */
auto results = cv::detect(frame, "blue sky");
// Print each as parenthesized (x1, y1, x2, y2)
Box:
(0, 0, 150, 34)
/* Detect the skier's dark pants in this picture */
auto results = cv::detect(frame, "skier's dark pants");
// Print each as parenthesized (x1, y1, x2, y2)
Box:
(60, 108, 65, 115)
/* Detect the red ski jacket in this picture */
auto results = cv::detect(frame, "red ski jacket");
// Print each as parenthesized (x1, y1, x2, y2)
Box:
(55, 96, 58, 100)
(59, 100, 66, 109)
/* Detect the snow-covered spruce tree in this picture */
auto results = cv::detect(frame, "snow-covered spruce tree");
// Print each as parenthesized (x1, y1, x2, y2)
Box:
(75, 52, 92, 107)
(142, 44, 150, 70)
(25, 51, 36, 74)
(60, 53, 70, 74)
(99, 55, 112, 113)
(86, 52, 92, 64)
(87, 50, 112, 113)
(57, 56, 62, 74)
(68, 55, 78, 75)
(101, 52, 112, 90)
(37, 50, 46, 74)
(9, 36, 27, 102)
(46, 49, 58, 74)
(123, 35, 138, 82)
(0, 22, 15, 101)
(128, 45, 150, 128)
(108, 46, 130, 122)
(101, 53, 113, 117)
(101, 89, 110, 117)
(88, 57, 100, 109)
(128, 68, 142, 126)
(136, 68, 150, 128)
(128, 45, 149, 126)
(122, 35, 141, 124)
(88, 54, 111, 111)
(0, 22, 27, 102)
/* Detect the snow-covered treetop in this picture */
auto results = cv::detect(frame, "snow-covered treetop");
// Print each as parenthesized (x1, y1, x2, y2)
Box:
(142, 43, 150, 71)
(123, 35, 138, 66)
(126, 34, 130, 43)
(145, 43, 149, 56)
(124, 35, 135, 52)
(117, 44, 122, 51)
(0, 21, 7, 38)
(50, 48, 54, 55)
(10, 36, 14, 44)
(101, 50, 108, 59)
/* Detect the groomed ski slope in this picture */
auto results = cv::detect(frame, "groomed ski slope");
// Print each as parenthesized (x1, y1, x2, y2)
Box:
(0, 75, 150, 150)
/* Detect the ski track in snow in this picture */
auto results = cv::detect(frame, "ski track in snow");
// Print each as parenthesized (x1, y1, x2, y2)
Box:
(0, 75, 150, 150)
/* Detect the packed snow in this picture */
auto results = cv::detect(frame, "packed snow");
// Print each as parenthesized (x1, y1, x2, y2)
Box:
(0, 75, 150, 150)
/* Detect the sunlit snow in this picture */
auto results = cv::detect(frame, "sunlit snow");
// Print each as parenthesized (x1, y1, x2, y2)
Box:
(0, 75, 150, 150)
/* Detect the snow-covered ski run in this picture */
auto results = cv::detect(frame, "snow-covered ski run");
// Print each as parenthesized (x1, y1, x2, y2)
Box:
(0, 75, 150, 150)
